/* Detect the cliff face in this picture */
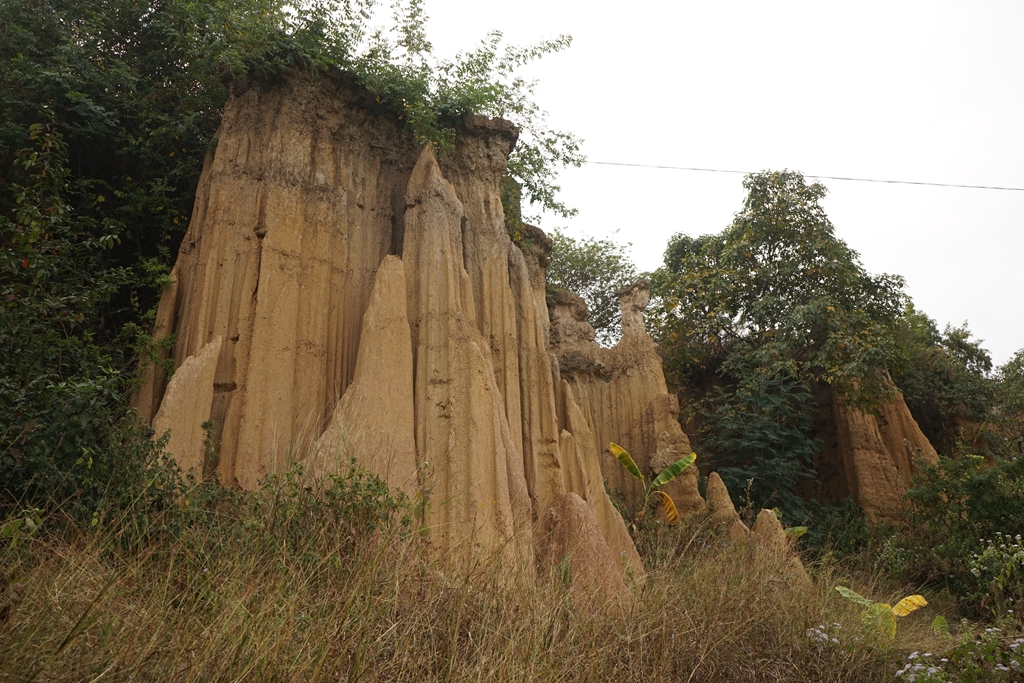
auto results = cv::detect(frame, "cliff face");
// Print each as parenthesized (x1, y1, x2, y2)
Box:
(814, 383, 938, 519)
(137, 70, 930, 592)
(134, 71, 693, 593)
(548, 285, 703, 519)
(134, 72, 422, 490)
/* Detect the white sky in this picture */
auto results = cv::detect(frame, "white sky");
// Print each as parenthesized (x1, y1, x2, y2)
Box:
(419, 0, 1024, 366)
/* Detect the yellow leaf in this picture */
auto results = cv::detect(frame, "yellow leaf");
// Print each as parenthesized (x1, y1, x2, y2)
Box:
(609, 443, 643, 481)
(892, 595, 928, 617)
(655, 490, 679, 525)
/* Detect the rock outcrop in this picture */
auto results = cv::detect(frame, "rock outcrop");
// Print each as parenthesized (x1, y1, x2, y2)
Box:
(133, 68, 939, 601)
(814, 383, 938, 519)
(750, 508, 812, 591)
(706, 471, 750, 543)
(548, 284, 703, 518)
(310, 255, 418, 496)
(539, 492, 635, 613)
(133, 70, 694, 594)
(151, 335, 223, 475)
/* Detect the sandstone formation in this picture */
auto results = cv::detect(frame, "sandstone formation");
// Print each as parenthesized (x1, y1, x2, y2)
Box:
(539, 492, 635, 613)
(131, 68, 943, 604)
(310, 255, 418, 496)
(706, 471, 750, 543)
(548, 284, 703, 518)
(151, 335, 223, 475)
(133, 70, 694, 593)
(750, 509, 812, 591)
(814, 383, 938, 519)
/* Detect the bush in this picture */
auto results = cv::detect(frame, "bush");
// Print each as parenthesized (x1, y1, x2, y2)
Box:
(802, 498, 873, 560)
(896, 627, 1024, 682)
(970, 534, 1024, 620)
(877, 453, 1024, 616)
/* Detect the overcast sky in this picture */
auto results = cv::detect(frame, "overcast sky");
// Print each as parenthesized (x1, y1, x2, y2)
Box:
(418, 0, 1023, 365)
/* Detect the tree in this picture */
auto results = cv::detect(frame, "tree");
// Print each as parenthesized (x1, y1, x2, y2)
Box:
(650, 171, 907, 516)
(890, 306, 996, 454)
(546, 229, 638, 346)
(993, 349, 1024, 456)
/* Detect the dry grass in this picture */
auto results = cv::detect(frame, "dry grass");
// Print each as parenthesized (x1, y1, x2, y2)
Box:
(0, 478, 945, 682)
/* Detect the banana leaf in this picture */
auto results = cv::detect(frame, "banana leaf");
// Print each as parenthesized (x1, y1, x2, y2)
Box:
(655, 490, 679, 525)
(651, 452, 696, 488)
(892, 595, 927, 617)
(609, 442, 643, 481)
(835, 586, 874, 608)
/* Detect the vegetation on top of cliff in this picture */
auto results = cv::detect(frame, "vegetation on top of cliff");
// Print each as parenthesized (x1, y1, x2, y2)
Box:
(892, 306, 998, 455)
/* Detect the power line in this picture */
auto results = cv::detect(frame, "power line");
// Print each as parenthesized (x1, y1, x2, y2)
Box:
(584, 161, 1024, 192)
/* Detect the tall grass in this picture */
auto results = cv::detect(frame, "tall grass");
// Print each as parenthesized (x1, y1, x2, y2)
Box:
(1, 467, 945, 682)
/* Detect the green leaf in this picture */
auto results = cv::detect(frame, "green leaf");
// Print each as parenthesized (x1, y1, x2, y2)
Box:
(835, 585, 873, 608)
(609, 442, 643, 481)
(862, 603, 897, 642)
(931, 615, 948, 636)
(651, 452, 696, 488)
(1, 519, 23, 539)
(784, 526, 807, 538)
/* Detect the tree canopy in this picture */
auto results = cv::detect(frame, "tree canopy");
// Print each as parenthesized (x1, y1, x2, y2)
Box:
(650, 171, 908, 516)
(546, 230, 638, 346)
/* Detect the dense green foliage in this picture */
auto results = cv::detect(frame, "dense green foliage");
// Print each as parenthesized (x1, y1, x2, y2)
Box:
(892, 305, 996, 455)
(994, 349, 1024, 456)
(546, 229, 638, 346)
(0, 0, 580, 512)
(650, 171, 907, 517)
(897, 453, 1024, 613)
(647, 170, 1024, 525)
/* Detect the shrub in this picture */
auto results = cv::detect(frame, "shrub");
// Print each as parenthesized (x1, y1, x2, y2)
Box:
(876, 453, 1024, 615)
(895, 627, 1024, 682)
(802, 498, 873, 559)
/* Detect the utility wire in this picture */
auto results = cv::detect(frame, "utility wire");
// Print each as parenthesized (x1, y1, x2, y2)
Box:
(585, 160, 1024, 192)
